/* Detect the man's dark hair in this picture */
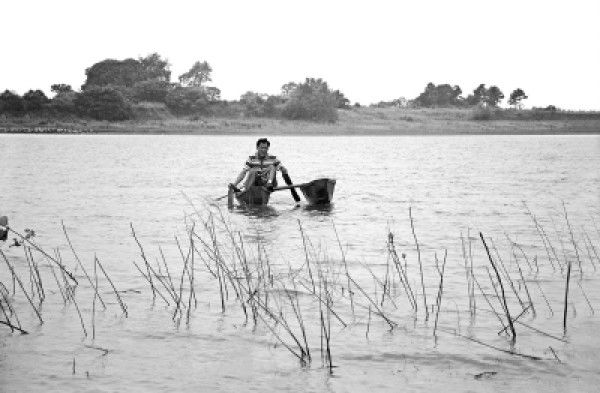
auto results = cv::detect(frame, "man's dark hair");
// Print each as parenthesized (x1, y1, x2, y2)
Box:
(256, 138, 270, 147)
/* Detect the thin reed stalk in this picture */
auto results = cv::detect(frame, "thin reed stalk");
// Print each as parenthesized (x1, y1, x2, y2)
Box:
(433, 249, 447, 336)
(409, 207, 428, 320)
(130, 223, 157, 304)
(95, 256, 128, 317)
(563, 262, 573, 335)
(480, 233, 516, 344)
(8, 225, 78, 284)
(62, 222, 106, 309)
(332, 222, 355, 318)
(1, 250, 43, 324)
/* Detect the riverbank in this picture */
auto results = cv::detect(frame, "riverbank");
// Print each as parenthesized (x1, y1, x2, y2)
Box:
(2, 107, 599, 135)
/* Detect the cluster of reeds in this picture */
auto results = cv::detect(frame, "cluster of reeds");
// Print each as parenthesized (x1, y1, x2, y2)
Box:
(0, 223, 127, 340)
(2, 203, 599, 371)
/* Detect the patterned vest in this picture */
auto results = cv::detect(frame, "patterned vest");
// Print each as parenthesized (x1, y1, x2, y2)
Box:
(245, 155, 280, 185)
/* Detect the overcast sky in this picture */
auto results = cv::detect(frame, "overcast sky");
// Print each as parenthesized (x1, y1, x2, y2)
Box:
(2, 0, 599, 109)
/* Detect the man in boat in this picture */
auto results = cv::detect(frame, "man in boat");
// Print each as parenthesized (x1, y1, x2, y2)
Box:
(229, 138, 287, 193)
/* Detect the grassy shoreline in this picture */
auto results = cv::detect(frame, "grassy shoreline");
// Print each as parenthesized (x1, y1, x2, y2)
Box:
(2, 107, 599, 135)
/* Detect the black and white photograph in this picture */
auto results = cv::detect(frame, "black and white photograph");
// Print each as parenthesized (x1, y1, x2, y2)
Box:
(1, 0, 599, 391)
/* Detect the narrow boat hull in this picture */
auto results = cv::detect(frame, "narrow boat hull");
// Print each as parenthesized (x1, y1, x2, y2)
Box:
(235, 186, 271, 205)
(300, 178, 336, 205)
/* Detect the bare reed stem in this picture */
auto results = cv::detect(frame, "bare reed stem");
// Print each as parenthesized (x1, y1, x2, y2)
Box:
(0, 250, 43, 324)
(95, 256, 128, 317)
(409, 207, 428, 320)
(480, 233, 516, 344)
(433, 249, 447, 337)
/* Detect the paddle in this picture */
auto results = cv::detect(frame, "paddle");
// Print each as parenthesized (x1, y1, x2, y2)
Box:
(271, 181, 312, 191)
(0, 216, 8, 241)
(281, 172, 301, 203)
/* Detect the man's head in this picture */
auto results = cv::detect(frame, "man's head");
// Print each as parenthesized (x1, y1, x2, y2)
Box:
(256, 138, 270, 158)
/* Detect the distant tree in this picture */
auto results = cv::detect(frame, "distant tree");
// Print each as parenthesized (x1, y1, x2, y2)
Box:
(138, 53, 171, 82)
(51, 84, 73, 94)
(75, 86, 133, 120)
(0, 90, 25, 115)
(178, 61, 212, 87)
(281, 78, 338, 122)
(240, 91, 281, 117)
(82, 58, 145, 89)
(241, 91, 267, 117)
(204, 86, 221, 102)
(281, 82, 298, 98)
(508, 88, 528, 109)
(23, 89, 49, 111)
(414, 83, 462, 107)
(49, 91, 78, 114)
(466, 83, 488, 105)
(486, 85, 504, 107)
(132, 79, 172, 102)
(165, 86, 210, 115)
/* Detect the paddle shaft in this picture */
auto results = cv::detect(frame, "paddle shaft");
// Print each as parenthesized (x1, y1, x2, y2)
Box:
(271, 182, 311, 191)
(281, 173, 301, 202)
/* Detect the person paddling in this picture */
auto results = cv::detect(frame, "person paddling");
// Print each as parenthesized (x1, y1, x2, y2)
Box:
(230, 138, 286, 192)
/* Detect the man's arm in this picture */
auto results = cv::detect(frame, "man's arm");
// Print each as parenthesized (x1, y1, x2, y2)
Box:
(231, 167, 248, 190)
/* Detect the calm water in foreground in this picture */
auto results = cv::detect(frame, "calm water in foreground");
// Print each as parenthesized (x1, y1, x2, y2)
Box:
(1, 134, 599, 392)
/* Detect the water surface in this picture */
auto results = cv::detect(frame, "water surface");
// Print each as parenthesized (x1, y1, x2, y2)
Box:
(1, 135, 599, 392)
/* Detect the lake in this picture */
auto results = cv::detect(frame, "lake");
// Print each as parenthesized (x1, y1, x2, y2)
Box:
(1, 134, 599, 392)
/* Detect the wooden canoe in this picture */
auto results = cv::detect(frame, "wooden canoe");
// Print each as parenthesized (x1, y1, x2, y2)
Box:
(234, 186, 271, 205)
(298, 178, 336, 205)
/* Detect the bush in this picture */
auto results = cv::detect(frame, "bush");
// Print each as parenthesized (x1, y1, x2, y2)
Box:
(132, 79, 172, 103)
(281, 78, 338, 122)
(74, 86, 133, 120)
(49, 91, 78, 114)
(240, 92, 283, 117)
(165, 87, 210, 115)
(471, 105, 494, 120)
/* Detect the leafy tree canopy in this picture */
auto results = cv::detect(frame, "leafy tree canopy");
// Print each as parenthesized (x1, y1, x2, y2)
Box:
(414, 82, 462, 107)
(281, 78, 339, 122)
(75, 86, 133, 120)
(178, 61, 212, 87)
(0, 90, 25, 114)
(51, 84, 73, 94)
(82, 53, 171, 90)
(23, 89, 49, 111)
(508, 88, 528, 108)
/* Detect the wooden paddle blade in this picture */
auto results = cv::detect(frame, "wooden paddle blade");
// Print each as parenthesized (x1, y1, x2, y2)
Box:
(282, 173, 301, 202)
(0, 216, 7, 241)
(227, 186, 234, 209)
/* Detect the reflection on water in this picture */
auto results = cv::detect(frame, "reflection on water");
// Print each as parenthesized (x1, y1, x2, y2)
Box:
(234, 204, 280, 218)
(302, 203, 335, 216)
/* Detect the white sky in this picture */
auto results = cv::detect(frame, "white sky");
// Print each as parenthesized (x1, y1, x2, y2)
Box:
(2, 0, 599, 109)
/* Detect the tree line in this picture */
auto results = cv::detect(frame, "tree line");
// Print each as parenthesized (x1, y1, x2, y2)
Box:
(373, 83, 529, 110)
(0, 52, 539, 123)
(0, 53, 350, 122)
